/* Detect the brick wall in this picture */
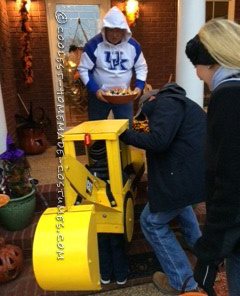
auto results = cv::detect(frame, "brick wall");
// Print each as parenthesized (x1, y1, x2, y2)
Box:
(0, 0, 19, 142)
(112, 0, 177, 89)
(6, 0, 57, 144)
(235, 0, 240, 23)
(2, 0, 239, 147)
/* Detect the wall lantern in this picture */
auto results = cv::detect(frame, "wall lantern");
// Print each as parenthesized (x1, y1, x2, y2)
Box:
(125, 0, 139, 26)
(16, 0, 31, 12)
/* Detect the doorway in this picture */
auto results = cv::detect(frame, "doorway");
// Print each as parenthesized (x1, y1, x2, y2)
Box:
(46, 0, 111, 129)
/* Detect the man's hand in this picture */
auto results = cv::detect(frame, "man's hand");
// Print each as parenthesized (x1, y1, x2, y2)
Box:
(96, 89, 108, 103)
(134, 87, 142, 100)
(194, 260, 219, 296)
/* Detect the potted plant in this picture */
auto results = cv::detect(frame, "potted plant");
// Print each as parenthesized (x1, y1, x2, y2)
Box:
(0, 136, 36, 231)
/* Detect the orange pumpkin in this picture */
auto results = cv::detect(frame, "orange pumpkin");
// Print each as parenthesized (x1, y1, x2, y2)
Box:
(0, 237, 23, 283)
(0, 194, 10, 207)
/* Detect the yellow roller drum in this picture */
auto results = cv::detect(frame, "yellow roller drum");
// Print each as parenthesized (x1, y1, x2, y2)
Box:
(33, 205, 100, 291)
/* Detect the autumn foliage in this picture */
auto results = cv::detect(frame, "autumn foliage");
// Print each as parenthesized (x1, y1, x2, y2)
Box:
(19, 0, 33, 85)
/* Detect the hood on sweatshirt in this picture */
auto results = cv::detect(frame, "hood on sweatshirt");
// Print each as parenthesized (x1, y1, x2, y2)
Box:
(135, 83, 187, 120)
(101, 6, 132, 44)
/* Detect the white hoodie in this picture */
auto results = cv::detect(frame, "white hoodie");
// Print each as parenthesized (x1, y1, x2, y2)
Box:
(78, 6, 148, 93)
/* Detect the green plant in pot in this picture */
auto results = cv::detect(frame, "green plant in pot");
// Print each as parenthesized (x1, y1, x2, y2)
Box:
(0, 136, 36, 231)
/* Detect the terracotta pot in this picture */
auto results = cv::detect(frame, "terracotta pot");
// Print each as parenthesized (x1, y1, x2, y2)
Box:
(0, 237, 23, 283)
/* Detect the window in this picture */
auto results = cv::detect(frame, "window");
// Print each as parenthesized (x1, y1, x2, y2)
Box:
(206, 0, 235, 21)
(55, 4, 101, 50)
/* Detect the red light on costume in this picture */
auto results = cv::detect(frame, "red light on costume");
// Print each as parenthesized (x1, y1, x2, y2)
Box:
(84, 134, 91, 146)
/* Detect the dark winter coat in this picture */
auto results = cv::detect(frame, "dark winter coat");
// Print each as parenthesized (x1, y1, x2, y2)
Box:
(194, 79, 240, 262)
(121, 83, 206, 213)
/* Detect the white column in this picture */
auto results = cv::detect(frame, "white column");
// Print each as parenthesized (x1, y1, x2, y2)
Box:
(176, 0, 205, 107)
(0, 84, 7, 154)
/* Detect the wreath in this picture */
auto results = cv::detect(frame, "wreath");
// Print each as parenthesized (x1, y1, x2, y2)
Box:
(19, 0, 33, 85)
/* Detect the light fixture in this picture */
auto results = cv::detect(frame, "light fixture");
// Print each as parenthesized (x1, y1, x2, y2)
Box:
(16, 0, 31, 12)
(68, 61, 77, 68)
(125, 0, 139, 26)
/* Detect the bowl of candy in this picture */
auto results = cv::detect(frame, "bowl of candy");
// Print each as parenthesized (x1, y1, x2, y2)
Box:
(133, 119, 150, 133)
(102, 88, 138, 104)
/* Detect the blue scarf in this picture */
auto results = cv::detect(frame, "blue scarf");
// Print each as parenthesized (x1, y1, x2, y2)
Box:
(211, 66, 240, 91)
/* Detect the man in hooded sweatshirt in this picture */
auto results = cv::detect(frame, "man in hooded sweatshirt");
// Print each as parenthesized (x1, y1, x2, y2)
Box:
(78, 6, 148, 126)
(120, 83, 206, 294)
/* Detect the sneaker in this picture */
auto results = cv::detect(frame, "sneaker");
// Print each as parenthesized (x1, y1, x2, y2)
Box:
(116, 278, 127, 285)
(100, 277, 110, 285)
(152, 271, 198, 296)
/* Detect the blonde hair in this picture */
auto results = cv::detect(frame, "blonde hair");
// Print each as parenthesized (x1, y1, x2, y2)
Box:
(199, 18, 240, 70)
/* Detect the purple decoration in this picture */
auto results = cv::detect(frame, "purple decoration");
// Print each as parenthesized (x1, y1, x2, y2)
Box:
(0, 135, 24, 162)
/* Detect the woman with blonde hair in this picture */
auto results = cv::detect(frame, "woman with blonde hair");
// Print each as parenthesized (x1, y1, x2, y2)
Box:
(186, 18, 240, 296)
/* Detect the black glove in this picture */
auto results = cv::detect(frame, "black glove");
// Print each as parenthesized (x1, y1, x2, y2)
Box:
(194, 259, 219, 296)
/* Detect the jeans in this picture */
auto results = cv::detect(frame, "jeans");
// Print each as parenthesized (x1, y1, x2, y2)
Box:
(140, 203, 201, 291)
(88, 93, 133, 127)
(226, 251, 240, 296)
(98, 233, 128, 281)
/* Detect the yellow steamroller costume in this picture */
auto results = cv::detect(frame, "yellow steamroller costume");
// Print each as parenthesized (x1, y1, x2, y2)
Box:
(33, 120, 144, 291)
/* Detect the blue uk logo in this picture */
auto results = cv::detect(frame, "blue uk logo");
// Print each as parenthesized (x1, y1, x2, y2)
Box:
(104, 51, 128, 70)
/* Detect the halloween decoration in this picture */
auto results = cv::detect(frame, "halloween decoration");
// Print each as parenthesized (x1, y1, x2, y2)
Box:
(0, 194, 10, 207)
(19, 0, 33, 85)
(0, 147, 37, 231)
(0, 237, 24, 283)
(16, 94, 50, 155)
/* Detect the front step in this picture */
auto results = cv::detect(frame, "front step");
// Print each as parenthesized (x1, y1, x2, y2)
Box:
(0, 178, 206, 258)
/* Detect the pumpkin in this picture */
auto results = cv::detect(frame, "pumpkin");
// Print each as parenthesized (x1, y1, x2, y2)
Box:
(0, 194, 10, 207)
(0, 237, 23, 283)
